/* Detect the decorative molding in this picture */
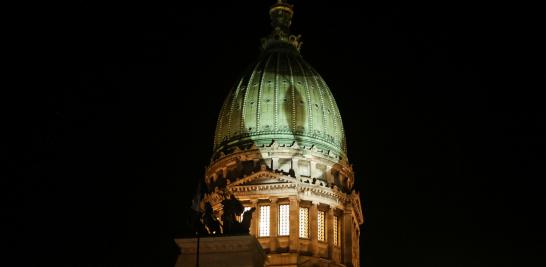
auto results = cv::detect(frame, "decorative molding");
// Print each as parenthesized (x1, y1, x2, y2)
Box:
(203, 168, 352, 209)
(228, 170, 296, 187)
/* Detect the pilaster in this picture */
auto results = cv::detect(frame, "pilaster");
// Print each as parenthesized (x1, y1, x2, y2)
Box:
(289, 196, 298, 251)
(272, 157, 279, 170)
(310, 201, 319, 256)
(250, 199, 258, 236)
(270, 197, 278, 251)
(342, 206, 353, 266)
(327, 207, 334, 260)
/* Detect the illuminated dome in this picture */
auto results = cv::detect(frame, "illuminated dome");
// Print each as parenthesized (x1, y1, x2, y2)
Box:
(197, 2, 364, 266)
(212, 13, 346, 162)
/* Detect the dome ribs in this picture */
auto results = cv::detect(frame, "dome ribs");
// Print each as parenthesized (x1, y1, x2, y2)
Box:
(293, 57, 313, 132)
(215, 88, 233, 147)
(212, 50, 347, 160)
(241, 58, 262, 135)
(256, 54, 274, 131)
(317, 73, 343, 152)
(286, 54, 296, 133)
(274, 52, 280, 131)
(227, 71, 245, 138)
(309, 66, 328, 143)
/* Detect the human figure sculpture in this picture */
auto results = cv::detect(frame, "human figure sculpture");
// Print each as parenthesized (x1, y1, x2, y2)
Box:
(221, 194, 244, 234)
(202, 202, 221, 235)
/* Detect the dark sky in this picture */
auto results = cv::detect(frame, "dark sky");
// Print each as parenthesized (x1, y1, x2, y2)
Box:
(10, 1, 545, 266)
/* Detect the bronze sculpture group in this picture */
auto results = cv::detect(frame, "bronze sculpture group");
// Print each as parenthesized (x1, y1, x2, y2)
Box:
(197, 194, 256, 236)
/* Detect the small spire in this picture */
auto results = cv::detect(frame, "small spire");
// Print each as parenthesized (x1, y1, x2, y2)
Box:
(261, 0, 302, 52)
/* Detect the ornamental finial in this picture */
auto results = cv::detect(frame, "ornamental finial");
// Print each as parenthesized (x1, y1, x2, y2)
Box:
(261, 0, 302, 52)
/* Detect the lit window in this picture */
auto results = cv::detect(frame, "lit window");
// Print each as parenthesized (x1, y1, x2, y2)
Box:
(278, 204, 290, 236)
(299, 207, 309, 238)
(333, 215, 339, 246)
(259, 206, 270, 237)
(238, 207, 252, 223)
(318, 210, 326, 241)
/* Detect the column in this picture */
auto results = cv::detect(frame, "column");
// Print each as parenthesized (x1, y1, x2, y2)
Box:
(292, 158, 299, 177)
(353, 225, 360, 267)
(270, 197, 278, 251)
(327, 207, 334, 259)
(342, 207, 353, 266)
(289, 197, 298, 251)
(250, 199, 258, 237)
(325, 166, 333, 184)
(272, 157, 279, 170)
(310, 201, 319, 256)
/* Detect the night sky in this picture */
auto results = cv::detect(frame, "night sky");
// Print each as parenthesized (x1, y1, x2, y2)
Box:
(11, 1, 545, 266)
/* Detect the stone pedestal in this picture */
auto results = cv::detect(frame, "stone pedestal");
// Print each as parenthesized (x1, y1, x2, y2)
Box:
(174, 235, 266, 267)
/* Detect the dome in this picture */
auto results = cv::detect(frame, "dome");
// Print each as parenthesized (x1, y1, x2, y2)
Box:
(213, 41, 347, 160)
(212, 1, 347, 162)
(201, 3, 364, 265)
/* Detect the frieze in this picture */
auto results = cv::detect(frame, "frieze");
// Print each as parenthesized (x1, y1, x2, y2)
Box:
(213, 130, 344, 154)
(219, 170, 350, 204)
(208, 142, 348, 175)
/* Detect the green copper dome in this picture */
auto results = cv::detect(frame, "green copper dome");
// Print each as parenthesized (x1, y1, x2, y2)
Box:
(212, 1, 347, 161)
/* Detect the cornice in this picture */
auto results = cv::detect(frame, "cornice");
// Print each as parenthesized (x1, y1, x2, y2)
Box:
(204, 170, 350, 206)
(207, 140, 351, 175)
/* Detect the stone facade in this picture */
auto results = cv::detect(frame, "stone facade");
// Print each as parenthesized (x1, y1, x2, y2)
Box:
(202, 140, 364, 266)
(175, 235, 266, 267)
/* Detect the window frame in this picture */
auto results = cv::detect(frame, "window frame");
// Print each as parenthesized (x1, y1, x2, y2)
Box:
(258, 205, 271, 237)
(333, 215, 340, 246)
(317, 210, 326, 242)
(299, 207, 310, 239)
(278, 204, 290, 236)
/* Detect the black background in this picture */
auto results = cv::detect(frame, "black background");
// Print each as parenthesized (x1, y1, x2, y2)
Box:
(9, 0, 545, 266)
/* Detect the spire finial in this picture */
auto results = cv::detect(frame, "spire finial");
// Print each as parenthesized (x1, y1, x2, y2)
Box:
(261, 0, 302, 52)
